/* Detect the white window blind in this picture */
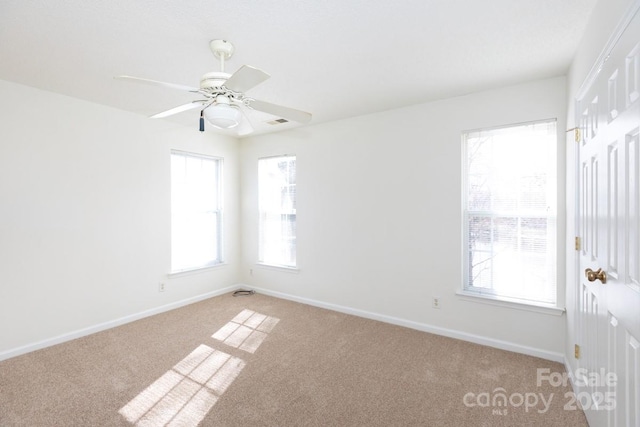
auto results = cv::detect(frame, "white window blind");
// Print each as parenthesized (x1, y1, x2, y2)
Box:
(258, 155, 296, 268)
(462, 120, 557, 305)
(171, 150, 222, 273)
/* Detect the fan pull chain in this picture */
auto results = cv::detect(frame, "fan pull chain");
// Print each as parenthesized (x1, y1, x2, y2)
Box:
(199, 110, 205, 132)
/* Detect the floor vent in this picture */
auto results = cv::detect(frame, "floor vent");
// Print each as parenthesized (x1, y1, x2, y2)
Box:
(233, 289, 255, 297)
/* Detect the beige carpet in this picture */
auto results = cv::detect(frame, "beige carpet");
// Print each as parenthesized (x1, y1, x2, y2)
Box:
(0, 292, 587, 426)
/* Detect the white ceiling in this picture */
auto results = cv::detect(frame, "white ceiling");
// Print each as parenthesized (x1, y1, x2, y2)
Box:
(0, 0, 597, 137)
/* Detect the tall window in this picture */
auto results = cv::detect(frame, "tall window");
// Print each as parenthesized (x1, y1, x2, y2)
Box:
(171, 150, 222, 273)
(258, 155, 296, 268)
(462, 120, 557, 305)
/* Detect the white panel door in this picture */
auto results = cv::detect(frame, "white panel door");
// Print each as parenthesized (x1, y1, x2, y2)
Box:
(577, 5, 640, 427)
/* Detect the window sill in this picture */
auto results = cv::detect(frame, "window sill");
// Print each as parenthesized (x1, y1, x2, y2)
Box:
(256, 263, 300, 274)
(455, 291, 565, 316)
(168, 263, 227, 278)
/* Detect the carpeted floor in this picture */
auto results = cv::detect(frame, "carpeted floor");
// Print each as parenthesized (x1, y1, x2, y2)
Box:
(0, 292, 587, 426)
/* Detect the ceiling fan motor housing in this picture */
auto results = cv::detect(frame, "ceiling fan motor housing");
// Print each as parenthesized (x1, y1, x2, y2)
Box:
(200, 71, 231, 90)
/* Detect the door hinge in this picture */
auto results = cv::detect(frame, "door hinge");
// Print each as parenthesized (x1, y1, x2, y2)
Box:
(575, 128, 581, 143)
(574, 344, 581, 359)
(575, 236, 581, 251)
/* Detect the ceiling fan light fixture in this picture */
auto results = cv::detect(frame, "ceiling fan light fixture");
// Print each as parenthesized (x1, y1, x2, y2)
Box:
(203, 103, 242, 129)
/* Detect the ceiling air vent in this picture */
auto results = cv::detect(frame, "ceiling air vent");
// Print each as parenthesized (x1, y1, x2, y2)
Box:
(266, 118, 289, 125)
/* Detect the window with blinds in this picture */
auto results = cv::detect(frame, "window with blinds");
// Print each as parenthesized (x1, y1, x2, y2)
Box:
(462, 120, 557, 305)
(170, 150, 222, 273)
(258, 155, 296, 268)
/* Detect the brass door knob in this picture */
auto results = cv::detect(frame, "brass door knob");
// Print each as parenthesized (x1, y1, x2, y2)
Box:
(585, 268, 607, 284)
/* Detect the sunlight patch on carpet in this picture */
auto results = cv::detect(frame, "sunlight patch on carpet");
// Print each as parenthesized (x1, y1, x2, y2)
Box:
(212, 309, 280, 353)
(119, 344, 245, 426)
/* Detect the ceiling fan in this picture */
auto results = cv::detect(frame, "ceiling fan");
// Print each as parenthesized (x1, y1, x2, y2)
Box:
(115, 40, 312, 135)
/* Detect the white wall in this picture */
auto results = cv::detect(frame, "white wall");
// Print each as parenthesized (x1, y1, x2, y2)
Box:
(565, 0, 636, 372)
(5, 23, 620, 361)
(240, 76, 568, 358)
(0, 80, 240, 358)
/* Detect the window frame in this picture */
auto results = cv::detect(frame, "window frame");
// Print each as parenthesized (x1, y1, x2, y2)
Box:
(170, 149, 224, 274)
(460, 119, 560, 310)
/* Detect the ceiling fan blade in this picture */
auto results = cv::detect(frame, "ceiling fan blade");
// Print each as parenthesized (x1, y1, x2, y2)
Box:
(115, 75, 200, 93)
(150, 101, 206, 119)
(249, 99, 312, 124)
(236, 110, 254, 136)
(223, 65, 270, 93)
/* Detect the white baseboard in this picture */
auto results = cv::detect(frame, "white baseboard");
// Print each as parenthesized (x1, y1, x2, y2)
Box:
(2, 283, 567, 364)
(244, 284, 566, 363)
(0, 285, 239, 362)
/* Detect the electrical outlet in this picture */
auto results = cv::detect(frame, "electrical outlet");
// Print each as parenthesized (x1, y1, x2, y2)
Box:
(432, 297, 441, 309)
(159, 282, 166, 292)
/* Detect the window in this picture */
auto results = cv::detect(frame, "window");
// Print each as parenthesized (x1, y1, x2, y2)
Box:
(171, 150, 222, 273)
(258, 155, 296, 268)
(462, 120, 557, 305)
